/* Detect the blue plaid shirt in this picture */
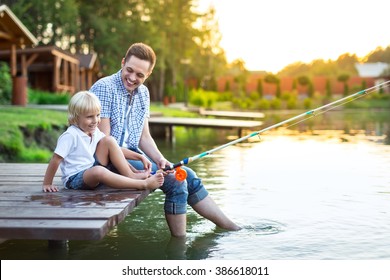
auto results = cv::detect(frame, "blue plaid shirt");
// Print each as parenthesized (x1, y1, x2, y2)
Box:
(90, 70, 150, 150)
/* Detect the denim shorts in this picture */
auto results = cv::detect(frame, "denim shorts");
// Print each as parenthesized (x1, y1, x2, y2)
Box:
(65, 160, 104, 190)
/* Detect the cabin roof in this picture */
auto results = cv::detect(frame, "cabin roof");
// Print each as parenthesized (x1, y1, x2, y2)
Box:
(0, 4, 38, 49)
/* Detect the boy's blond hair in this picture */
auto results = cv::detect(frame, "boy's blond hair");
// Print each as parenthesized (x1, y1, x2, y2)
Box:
(68, 91, 101, 125)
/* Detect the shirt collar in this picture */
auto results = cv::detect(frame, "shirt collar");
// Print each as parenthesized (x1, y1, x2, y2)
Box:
(71, 125, 97, 138)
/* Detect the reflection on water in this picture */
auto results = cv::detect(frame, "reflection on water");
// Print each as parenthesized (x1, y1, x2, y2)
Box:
(1, 110, 390, 260)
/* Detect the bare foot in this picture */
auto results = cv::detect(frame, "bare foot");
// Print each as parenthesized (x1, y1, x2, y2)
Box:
(130, 170, 149, 180)
(145, 173, 164, 189)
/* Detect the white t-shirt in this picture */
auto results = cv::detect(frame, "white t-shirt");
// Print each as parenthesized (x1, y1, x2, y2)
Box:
(54, 125, 106, 186)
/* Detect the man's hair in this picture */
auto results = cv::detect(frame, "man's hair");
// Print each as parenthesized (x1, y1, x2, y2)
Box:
(124, 42, 156, 72)
(68, 91, 101, 125)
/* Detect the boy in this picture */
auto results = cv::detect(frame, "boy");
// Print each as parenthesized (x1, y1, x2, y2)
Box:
(43, 91, 164, 192)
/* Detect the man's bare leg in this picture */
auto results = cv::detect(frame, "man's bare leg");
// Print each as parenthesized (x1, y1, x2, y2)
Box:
(192, 195, 240, 230)
(165, 214, 187, 237)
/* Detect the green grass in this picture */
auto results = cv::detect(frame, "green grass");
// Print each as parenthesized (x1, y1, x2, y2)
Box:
(0, 107, 68, 162)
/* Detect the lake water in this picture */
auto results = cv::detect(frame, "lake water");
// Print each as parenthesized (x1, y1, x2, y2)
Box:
(1, 109, 390, 260)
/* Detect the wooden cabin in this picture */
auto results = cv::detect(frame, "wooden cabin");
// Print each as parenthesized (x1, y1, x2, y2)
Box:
(0, 45, 80, 94)
(0, 45, 102, 95)
(0, 4, 38, 105)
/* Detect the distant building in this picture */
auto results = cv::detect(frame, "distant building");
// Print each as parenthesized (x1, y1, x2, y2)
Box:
(355, 62, 389, 78)
(355, 62, 390, 93)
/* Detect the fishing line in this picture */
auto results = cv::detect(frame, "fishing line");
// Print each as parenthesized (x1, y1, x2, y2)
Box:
(283, 90, 369, 130)
(160, 80, 390, 181)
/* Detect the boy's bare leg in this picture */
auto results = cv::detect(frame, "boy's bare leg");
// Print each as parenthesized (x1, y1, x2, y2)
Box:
(95, 136, 147, 179)
(83, 165, 163, 190)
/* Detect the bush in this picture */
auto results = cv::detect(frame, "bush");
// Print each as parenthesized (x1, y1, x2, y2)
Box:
(0, 62, 12, 104)
(249, 91, 260, 101)
(28, 89, 70, 104)
(270, 98, 282, 109)
(303, 98, 312, 109)
(217, 91, 233, 102)
(286, 97, 298, 109)
(257, 98, 270, 110)
(189, 89, 218, 108)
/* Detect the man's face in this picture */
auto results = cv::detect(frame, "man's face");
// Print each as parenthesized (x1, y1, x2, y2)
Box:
(121, 56, 151, 93)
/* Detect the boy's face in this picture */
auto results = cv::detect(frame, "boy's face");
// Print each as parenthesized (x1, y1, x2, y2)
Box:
(121, 56, 151, 93)
(77, 111, 100, 136)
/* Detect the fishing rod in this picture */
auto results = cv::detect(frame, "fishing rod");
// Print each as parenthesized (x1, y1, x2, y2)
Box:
(162, 80, 390, 181)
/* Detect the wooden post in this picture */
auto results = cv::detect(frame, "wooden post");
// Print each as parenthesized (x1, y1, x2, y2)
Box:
(21, 54, 27, 76)
(10, 44, 16, 77)
(48, 240, 69, 251)
(11, 76, 27, 105)
(53, 56, 60, 92)
(62, 60, 68, 91)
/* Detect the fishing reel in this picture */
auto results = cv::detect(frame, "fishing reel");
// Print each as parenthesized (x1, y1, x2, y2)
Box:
(174, 166, 187, 181)
(153, 165, 187, 181)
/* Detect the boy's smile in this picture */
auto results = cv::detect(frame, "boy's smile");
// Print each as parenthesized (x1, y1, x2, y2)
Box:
(77, 111, 100, 136)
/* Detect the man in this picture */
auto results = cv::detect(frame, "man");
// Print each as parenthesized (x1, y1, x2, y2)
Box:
(90, 42, 240, 237)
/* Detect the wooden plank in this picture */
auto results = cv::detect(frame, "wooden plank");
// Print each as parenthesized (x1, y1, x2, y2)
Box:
(199, 109, 265, 119)
(0, 207, 127, 221)
(0, 201, 131, 208)
(149, 116, 263, 141)
(0, 219, 109, 240)
(149, 117, 262, 129)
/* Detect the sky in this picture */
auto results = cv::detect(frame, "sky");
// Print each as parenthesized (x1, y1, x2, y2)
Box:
(197, 0, 390, 73)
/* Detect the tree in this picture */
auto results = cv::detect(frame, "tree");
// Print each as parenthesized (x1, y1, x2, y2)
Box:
(337, 74, 350, 96)
(191, 5, 227, 91)
(336, 53, 358, 75)
(326, 78, 332, 98)
(365, 45, 390, 63)
(4, 0, 79, 48)
(256, 79, 263, 98)
(229, 59, 249, 95)
(264, 74, 280, 98)
(297, 75, 311, 96)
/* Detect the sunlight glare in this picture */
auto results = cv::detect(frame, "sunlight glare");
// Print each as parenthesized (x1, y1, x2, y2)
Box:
(197, 0, 390, 72)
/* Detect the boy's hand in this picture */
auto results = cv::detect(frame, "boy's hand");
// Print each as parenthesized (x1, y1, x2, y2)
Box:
(140, 155, 152, 171)
(43, 184, 59, 192)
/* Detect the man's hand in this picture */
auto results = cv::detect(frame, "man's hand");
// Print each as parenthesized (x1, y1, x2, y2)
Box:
(156, 157, 174, 174)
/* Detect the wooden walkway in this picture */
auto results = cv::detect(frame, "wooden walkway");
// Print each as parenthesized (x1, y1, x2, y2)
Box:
(199, 109, 265, 119)
(149, 117, 263, 141)
(0, 163, 151, 243)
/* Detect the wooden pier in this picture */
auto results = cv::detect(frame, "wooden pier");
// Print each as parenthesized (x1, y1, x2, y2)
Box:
(149, 117, 263, 141)
(0, 163, 151, 244)
(199, 109, 265, 120)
